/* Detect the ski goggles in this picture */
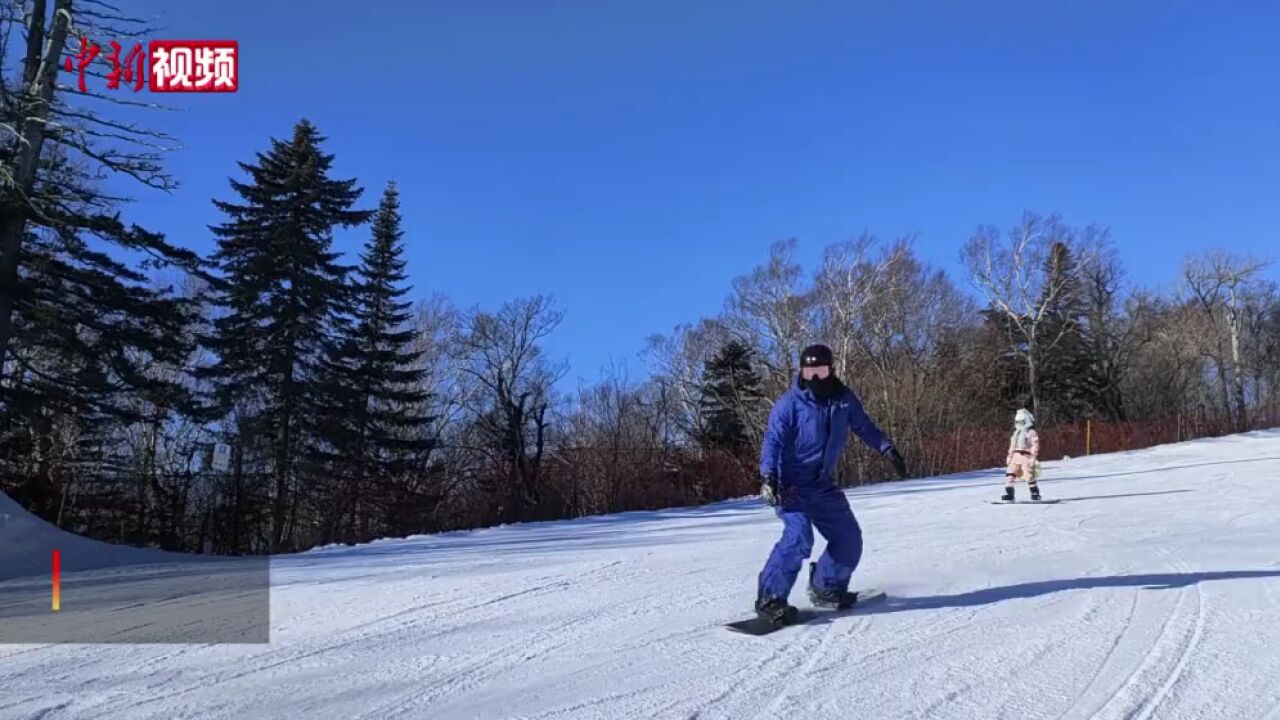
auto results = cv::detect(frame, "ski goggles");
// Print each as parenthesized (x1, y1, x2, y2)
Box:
(800, 366, 831, 380)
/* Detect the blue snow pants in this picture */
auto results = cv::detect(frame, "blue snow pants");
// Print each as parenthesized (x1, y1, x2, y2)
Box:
(757, 484, 863, 601)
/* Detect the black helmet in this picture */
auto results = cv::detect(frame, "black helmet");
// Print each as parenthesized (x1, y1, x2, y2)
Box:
(800, 343, 834, 368)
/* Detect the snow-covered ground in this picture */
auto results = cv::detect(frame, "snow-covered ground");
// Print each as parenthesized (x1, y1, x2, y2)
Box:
(3, 431, 1280, 719)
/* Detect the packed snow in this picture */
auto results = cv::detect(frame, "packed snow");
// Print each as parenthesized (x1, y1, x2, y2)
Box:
(0, 490, 269, 646)
(3, 431, 1280, 719)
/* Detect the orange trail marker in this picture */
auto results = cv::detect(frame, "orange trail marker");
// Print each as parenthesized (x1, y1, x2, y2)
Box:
(52, 549, 61, 611)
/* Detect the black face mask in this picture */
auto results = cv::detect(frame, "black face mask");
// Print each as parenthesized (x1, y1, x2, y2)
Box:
(802, 374, 842, 402)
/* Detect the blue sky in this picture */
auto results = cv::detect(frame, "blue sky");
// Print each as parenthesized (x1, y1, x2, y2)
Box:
(94, 0, 1279, 388)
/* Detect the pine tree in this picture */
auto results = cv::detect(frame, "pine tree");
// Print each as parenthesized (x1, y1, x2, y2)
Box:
(1, 1, 194, 386)
(1080, 251, 1130, 421)
(978, 306, 1032, 411)
(1036, 241, 1100, 421)
(0, 164, 197, 523)
(698, 341, 764, 453)
(313, 182, 434, 542)
(200, 119, 372, 552)
(2, 3, 201, 525)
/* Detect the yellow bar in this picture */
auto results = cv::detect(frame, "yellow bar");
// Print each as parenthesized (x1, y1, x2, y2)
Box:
(1086, 420, 1092, 456)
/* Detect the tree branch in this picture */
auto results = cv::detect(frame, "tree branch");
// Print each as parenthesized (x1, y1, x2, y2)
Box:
(47, 134, 173, 190)
(55, 84, 182, 112)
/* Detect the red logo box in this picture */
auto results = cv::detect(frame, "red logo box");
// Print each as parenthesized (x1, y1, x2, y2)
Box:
(150, 40, 239, 93)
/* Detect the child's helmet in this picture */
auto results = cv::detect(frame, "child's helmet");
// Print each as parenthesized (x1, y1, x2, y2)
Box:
(1015, 408, 1034, 427)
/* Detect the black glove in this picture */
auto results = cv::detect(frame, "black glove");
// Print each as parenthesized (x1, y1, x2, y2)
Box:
(884, 447, 907, 479)
(760, 472, 781, 507)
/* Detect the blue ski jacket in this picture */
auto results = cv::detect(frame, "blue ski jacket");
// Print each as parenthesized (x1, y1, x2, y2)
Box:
(759, 378, 894, 489)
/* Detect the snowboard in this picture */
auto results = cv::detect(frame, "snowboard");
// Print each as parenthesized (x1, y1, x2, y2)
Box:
(989, 498, 1060, 505)
(724, 589, 887, 636)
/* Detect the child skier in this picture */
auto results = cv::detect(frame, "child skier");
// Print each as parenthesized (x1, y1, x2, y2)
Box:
(1002, 408, 1041, 502)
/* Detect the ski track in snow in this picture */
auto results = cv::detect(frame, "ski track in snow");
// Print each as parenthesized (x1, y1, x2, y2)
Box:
(3, 431, 1280, 719)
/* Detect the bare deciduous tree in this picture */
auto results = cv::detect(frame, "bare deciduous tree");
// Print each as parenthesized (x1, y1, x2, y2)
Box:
(1077, 230, 1140, 421)
(811, 234, 896, 388)
(1183, 250, 1272, 430)
(853, 241, 975, 439)
(961, 212, 1094, 417)
(455, 295, 566, 520)
(559, 362, 656, 515)
(640, 318, 729, 448)
(723, 238, 814, 394)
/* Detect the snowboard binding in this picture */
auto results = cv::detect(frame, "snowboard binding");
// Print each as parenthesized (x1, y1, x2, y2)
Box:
(806, 562, 859, 610)
(754, 596, 798, 626)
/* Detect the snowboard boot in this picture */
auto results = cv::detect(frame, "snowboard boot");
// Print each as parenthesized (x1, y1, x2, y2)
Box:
(1002, 485, 1015, 502)
(755, 595, 798, 626)
(1029, 484, 1041, 502)
(807, 562, 858, 610)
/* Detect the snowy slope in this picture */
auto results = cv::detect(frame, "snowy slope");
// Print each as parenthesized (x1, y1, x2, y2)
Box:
(0, 490, 268, 646)
(3, 431, 1280, 719)
(0, 491, 213, 582)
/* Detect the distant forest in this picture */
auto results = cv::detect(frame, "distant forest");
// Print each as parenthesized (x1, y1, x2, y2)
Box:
(3, 1, 1278, 554)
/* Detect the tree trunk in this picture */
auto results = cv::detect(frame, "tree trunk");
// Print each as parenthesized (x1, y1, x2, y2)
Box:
(1027, 344, 1040, 417)
(0, 0, 73, 379)
(270, 305, 300, 551)
(1212, 356, 1233, 429)
(1227, 292, 1248, 431)
(273, 415, 291, 551)
(230, 445, 243, 555)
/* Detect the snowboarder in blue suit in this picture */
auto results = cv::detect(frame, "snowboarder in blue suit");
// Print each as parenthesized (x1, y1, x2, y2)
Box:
(755, 343, 908, 623)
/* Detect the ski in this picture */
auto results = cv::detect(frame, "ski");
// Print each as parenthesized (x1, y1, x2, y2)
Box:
(989, 499, 1061, 505)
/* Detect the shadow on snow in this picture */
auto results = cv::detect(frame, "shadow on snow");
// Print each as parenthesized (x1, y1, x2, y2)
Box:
(1049, 489, 1195, 503)
(850, 569, 1280, 617)
(1046, 456, 1280, 483)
